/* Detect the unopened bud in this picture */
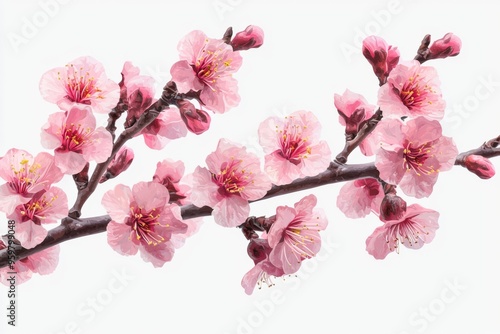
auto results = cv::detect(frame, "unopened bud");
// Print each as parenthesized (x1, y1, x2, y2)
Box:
(464, 155, 495, 179)
(231, 25, 264, 51)
(247, 238, 272, 265)
(380, 193, 407, 221)
(177, 99, 211, 135)
(362, 36, 400, 85)
(429, 33, 462, 59)
(100, 146, 134, 183)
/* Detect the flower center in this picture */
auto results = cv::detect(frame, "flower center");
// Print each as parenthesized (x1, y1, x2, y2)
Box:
(8, 157, 42, 195)
(59, 63, 103, 103)
(128, 206, 165, 246)
(386, 216, 430, 253)
(403, 141, 436, 176)
(399, 74, 436, 110)
(277, 116, 311, 165)
(19, 191, 57, 224)
(59, 122, 92, 153)
(212, 158, 250, 196)
(194, 39, 233, 91)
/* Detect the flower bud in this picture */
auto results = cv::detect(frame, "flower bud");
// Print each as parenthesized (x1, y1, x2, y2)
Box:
(231, 25, 264, 51)
(100, 146, 134, 183)
(380, 193, 407, 221)
(362, 36, 400, 85)
(429, 33, 462, 59)
(247, 238, 272, 265)
(177, 99, 211, 135)
(464, 155, 495, 179)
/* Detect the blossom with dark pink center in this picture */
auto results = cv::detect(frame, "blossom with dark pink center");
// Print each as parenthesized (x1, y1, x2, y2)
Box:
(0, 149, 63, 215)
(241, 238, 285, 295)
(258, 110, 331, 185)
(267, 194, 328, 274)
(231, 25, 264, 51)
(39, 56, 120, 114)
(429, 33, 462, 59)
(0, 242, 60, 285)
(170, 30, 243, 114)
(375, 118, 458, 198)
(366, 204, 439, 259)
(119, 61, 156, 127)
(141, 107, 187, 150)
(41, 105, 113, 174)
(8, 187, 67, 249)
(362, 36, 400, 85)
(102, 181, 188, 267)
(336, 178, 384, 218)
(190, 139, 272, 227)
(378, 60, 445, 120)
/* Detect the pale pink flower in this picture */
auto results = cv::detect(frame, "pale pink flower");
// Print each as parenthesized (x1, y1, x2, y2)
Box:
(39, 56, 120, 114)
(464, 155, 495, 179)
(41, 105, 113, 174)
(336, 178, 384, 219)
(100, 146, 134, 183)
(362, 36, 400, 85)
(378, 60, 445, 120)
(8, 187, 67, 249)
(241, 238, 285, 295)
(141, 107, 187, 150)
(153, 159, 190, 205)
(190, 139, 272, 227)
(177, 99, 211, 135)
(102, 181, 188, 267)
(119, 61, 156, 127)
(0, 149, 63, 215)
(231, 25, 264, 51)
(429, 33, 462, 59)
(170, 30, 243, 113)
(0, 242, 60, 285)
(366, 204, 439, 259)
(267, 194, 328, 274)
(375, 117, 458, 198)
(258, 110, 331, 185)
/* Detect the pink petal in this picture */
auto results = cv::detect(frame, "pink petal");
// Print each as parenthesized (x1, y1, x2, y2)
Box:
(212, 196, 250, 227)
(16, 220, 48, 249)
(107, 221, 139, 256)
(102, 184, 134, 223)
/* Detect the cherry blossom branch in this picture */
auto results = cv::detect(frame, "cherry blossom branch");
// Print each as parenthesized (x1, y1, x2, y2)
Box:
(2, 135, 500, 268)
(335, 108, 383, 163)
(68, 85, 176, 218)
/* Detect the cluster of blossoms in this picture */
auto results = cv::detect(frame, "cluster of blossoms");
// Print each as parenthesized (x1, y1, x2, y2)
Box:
(0, 26, 497, 296)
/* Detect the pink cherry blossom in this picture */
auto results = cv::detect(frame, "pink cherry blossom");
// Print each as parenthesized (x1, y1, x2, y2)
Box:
(141, 107, 187, 150)
(267, 194, 328, 274)
(362, 36, 400, 85)
(378, 60, 445, 120)
(429, 33, 462, 59)
(0, 242, 60, 285)
(119, 61, 156, 127)
(336, 178, 384, 219)
(366, 204, 439, 259)
(190, 139, 272, 227)
(241, 238, 285, 295)
(102, 181, 188, 267)
(8, 187, 68, 249)
(258, 110, 331, 185)
(375, 117, 458, 198)
(153, 159, 190, 205)
(0, 149, 63, 215)
(231, 25, 264, 51)
(39, 56, 120, 114)
(170, 30, 243, 114)
(41, 105, 113, 174)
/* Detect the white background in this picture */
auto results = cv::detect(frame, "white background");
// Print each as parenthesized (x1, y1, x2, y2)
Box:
(1, 1, 500, 333)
